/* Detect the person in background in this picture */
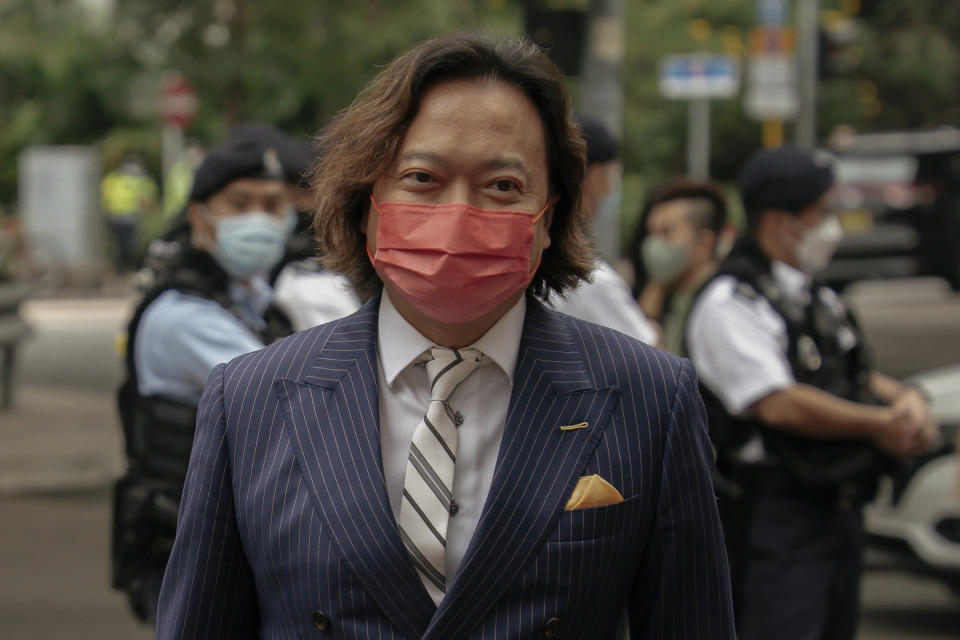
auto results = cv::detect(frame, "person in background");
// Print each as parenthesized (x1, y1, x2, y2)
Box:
(687, 145, 939, 640)
(111, 126, 295, 624)
(101, 154, 158, 271)
(265, 125, 364, 330)
(161, 140, 205, 221)
(548, 114, 658, 345)
(156, 32, 734, 639)
(632, 178, 728, 355)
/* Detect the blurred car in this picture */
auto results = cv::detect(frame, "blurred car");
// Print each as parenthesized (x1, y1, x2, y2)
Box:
(864, 363, 960, 595)
(820, 128, 960, 290)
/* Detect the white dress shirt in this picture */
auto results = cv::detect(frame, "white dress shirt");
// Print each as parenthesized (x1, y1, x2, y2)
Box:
(548, 260, 658, 345)
(376, 290, 522, 585)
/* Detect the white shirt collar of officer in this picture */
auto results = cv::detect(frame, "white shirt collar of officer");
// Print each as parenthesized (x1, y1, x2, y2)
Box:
(771, 260, 812, 303)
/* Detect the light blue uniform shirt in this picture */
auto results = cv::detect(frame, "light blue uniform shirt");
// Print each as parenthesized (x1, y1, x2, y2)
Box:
(134, 277, 273, 404)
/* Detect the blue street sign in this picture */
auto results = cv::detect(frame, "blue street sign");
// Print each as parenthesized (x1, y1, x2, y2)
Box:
(758, 0, 788, 26)
(659, 54, 740, 100)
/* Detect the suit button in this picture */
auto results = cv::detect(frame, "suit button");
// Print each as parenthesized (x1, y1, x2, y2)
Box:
(312, 610, 330, 631)
(543, 616, 562, 637)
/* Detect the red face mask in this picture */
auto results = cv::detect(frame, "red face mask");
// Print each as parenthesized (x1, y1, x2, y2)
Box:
(368, 195, 551, 324)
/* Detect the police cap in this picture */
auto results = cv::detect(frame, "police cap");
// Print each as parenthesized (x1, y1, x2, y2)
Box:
(189, 124, 288, 203)
(575, 114, 618, 166)
(739, 145, 834, 213)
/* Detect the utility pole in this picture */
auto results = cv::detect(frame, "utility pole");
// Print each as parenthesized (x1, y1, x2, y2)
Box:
(795, 0, 820, 149)
(579, 0, 625, 261)
(687, 98, 711, 180)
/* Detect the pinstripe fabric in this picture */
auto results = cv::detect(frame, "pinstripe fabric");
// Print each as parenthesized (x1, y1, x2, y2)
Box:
(156, 292, 735, 639)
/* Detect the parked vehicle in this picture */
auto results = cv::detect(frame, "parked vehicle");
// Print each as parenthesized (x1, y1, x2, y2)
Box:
(864, 363, 960, 595)
(822, 128, 960, 290)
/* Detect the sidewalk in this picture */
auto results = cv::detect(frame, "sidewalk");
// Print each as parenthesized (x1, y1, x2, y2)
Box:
(0, 384, 124, 495)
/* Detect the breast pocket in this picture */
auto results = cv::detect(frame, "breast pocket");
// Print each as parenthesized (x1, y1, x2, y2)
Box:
(547, 494, 644, 542)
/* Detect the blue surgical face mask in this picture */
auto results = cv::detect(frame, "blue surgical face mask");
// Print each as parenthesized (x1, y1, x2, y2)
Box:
(206, 210, 292, 280)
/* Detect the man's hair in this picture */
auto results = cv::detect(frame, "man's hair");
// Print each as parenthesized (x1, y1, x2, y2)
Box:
(642, 178, 728, 236)
(309, 32, 594, 301)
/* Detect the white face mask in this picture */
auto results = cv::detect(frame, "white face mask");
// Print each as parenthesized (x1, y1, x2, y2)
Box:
(795, 215, 843, 274)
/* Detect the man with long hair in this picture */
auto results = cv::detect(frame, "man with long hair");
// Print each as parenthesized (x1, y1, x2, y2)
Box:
(157, 33, 734, 639)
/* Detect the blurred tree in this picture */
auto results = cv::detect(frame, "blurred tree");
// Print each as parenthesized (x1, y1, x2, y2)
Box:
(1, 0, 958, 237)
(854, 1, 960, 130)
(619, 0, 960, 242)
(0, 0, 522, 203)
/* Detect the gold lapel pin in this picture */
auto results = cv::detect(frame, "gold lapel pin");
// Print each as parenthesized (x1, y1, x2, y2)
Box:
(559, 421, 589, 432)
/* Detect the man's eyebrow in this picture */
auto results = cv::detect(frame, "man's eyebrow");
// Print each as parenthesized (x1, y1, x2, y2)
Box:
(396, 151, 530, 177)
(396, 150, 447, 166)
(481, 157, 529, 177)
(220, 186, 252, 198)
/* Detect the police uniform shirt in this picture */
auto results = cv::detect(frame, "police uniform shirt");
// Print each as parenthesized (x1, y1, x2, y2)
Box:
(135, 277, 273, 404)
(548, 260, 658, 345)
(687, 260, 861, 454)
(272, 260, 361, 332)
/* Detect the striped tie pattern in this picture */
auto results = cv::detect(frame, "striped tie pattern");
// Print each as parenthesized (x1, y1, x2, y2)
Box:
(399, 346, 486, 606)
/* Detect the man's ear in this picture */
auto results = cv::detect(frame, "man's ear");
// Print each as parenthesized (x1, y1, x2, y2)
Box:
(186, 202, 211, 248)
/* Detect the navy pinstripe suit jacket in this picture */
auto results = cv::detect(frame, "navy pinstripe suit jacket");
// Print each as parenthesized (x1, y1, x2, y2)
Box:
(156, 294, 735, 639)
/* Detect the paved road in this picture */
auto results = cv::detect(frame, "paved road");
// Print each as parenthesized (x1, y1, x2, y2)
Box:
(17, 296, 131, 392)
(0, 489, 152, 640)
(2, 279, 958, 638)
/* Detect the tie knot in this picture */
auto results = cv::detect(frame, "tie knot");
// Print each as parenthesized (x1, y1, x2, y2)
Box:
(425, 347, 485, 401)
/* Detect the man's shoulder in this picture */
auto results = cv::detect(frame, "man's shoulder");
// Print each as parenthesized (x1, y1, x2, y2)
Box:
(690, 273, 781, 323)
(223, 303, 377, 383)
(138, 289, 235, 338)
(545, 305, 685, 380)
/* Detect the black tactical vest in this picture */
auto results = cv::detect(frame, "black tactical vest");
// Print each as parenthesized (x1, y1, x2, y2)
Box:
(696, 238, 889, 489)
(111, 247, 292, 614)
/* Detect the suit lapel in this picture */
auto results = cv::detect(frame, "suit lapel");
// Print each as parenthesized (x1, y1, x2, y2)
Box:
(276, 295, 435, 640)
(425, 300, 621, 639)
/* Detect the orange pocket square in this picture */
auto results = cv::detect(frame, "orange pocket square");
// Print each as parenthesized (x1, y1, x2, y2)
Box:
(564, 474, 624, 510)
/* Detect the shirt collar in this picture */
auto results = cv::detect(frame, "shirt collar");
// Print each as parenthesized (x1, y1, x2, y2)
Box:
(377, 290, 526, 388)
(227, 275, 273, 329)
(771, 260, 812, 299)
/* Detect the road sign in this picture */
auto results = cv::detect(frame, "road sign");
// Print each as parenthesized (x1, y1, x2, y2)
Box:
(758, 0, 788, 26)
(744, 54, 800, 120)
(659, 54, 740, 100)
(749, 26, 795, 53)
(159, 71, 198, 130)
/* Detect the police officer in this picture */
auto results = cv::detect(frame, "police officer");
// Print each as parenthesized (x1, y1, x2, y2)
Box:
(686, 146, 939, 640)
(111, 126, 296, 623)
(548, 115, 658, 345)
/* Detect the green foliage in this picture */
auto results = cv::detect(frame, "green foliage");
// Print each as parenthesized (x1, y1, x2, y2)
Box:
(0, 0, 523, 203)
(1, 0, 958, 226)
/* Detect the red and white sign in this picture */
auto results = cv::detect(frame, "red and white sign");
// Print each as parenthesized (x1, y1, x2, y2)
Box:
(159, 71, 198, 129)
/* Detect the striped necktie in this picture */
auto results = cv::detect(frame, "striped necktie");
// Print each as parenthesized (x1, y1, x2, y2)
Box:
(399, 346, 486, 606)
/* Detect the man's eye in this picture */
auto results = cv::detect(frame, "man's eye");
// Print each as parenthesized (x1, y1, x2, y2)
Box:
(407, 172, 434, 183)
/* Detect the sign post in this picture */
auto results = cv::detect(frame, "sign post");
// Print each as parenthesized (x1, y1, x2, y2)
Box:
(744, 0, 799, 147)
(158, 71, 199, 186)
(659, 53, 739, 179)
